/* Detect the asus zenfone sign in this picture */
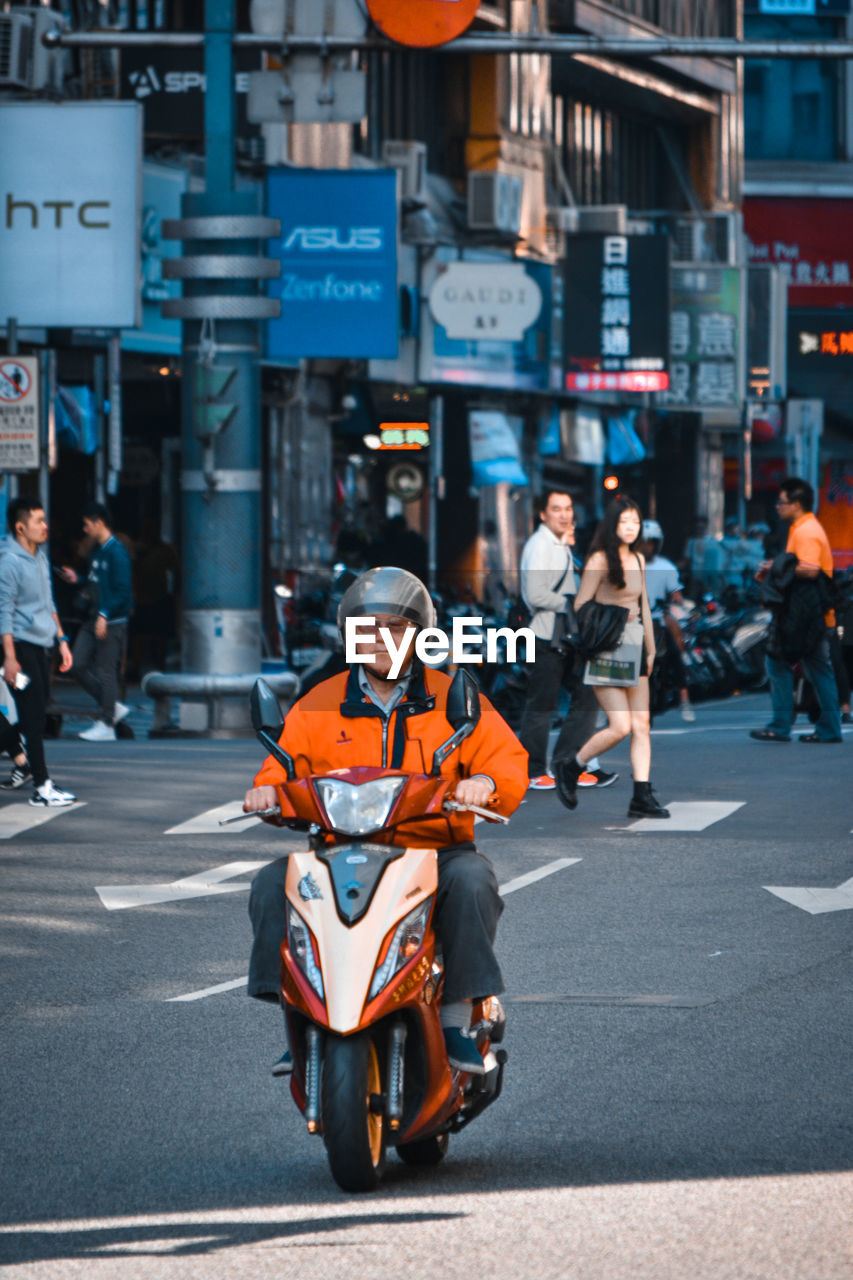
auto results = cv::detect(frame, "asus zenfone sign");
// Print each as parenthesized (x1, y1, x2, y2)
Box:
(266, 170, 399, 360)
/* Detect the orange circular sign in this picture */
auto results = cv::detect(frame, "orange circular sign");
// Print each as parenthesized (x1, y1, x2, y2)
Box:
(367, 0, 480, 48)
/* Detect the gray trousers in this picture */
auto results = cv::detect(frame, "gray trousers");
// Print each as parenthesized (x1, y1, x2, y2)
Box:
(72, 622, 127, 725)
(248, 842, 504, 1006)
(519, 637, 600, 776)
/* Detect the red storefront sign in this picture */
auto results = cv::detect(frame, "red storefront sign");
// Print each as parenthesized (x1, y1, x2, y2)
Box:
(743, 198, 853, 308)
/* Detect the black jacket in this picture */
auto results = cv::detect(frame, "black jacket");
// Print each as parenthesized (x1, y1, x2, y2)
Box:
(763, 552, 831, 660)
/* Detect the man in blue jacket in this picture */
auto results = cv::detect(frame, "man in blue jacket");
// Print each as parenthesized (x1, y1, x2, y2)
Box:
(61, 503, 133, 742)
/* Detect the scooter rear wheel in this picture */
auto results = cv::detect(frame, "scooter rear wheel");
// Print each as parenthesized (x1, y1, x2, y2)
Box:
(322, 1031, 386, 1192)
(396, 1132, 449, 1166)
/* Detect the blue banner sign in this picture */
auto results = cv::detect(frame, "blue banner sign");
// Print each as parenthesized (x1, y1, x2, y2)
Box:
(266, 169, 399, 360)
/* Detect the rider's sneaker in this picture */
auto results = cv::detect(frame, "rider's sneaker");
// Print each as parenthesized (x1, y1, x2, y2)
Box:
(0, 762, 32, 790)
(29, 779, 76, 807)
(443, 1026, 486, 1075)
(271, 1050, 293, 1077)
(680, 702, 696, 722)
(527, 774, 555, 790)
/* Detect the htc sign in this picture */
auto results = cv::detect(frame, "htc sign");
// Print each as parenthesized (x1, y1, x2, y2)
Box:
(0, 103, 142, 328)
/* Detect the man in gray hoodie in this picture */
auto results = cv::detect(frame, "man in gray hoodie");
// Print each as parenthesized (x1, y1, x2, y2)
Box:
(0, 497, 76, 806)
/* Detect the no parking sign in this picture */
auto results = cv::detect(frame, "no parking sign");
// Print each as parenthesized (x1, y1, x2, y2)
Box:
(0, 357, 40, 471)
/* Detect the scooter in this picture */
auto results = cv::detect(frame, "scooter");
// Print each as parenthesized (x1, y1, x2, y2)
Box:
(241, 670, 510, 1193)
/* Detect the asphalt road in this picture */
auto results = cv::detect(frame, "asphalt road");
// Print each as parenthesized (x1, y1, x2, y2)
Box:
(1, 693, 851, 1279)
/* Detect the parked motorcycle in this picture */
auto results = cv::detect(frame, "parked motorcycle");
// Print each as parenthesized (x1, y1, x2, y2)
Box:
(242, 670, 509, 1192)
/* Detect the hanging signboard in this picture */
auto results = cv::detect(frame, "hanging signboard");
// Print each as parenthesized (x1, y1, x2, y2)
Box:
(266, 169, 399, 360)
(744, 198, 853, 308)
(421, 250, 557, 391)
(657, 266, 744, 416)
(563, 234, 670, 392)
(429, 262, 543, 341)
(366, 0, 480, 47)
(0, 102, 142, 328)
(0, 357, 40, 472)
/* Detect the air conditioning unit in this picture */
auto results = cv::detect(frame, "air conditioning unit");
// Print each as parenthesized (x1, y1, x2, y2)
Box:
(381, 140, 428, 204)
(15, 7, 68, 93)
(467, 171, 523, 235)
(0, 12, 33, 89)
(671, 213, 742, 264)
(575, 204, 627, 235)
(549, 206, 579, 234)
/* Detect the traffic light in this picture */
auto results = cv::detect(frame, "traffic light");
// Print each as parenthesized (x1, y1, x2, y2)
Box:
(603, 474, 619, 491)
(193, 363, 237, 442)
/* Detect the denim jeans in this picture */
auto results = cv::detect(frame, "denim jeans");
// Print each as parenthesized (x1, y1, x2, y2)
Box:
(766, 638, 842, 740)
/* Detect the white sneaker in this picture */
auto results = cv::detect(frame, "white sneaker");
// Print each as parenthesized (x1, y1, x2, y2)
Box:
(30, 779, 76, 807)
(680, 702, 696, 723)
(114, 701, 131, 723)
(79, 721, 117, 741)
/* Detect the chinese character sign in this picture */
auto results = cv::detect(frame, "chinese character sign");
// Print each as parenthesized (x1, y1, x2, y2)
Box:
(0, 357, 40, 472)
(658, 267, 743, 412)
(563, 234, 670, 392)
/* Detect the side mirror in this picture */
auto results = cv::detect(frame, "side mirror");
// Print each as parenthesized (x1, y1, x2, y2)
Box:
(445, 668, 481, 731)
(429, 669, 481, 776)
(250, 678, 295, 780)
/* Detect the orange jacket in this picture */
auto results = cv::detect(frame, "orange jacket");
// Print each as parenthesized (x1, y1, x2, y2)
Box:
(254, 665, 529, 847)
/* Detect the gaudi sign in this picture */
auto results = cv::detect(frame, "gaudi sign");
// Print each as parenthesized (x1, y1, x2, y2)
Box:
(428, 262, 543, 341)
(0, 102, 142, 328)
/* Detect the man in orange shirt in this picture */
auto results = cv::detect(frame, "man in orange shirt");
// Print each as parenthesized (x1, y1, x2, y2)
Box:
(751, 477, 842, 744)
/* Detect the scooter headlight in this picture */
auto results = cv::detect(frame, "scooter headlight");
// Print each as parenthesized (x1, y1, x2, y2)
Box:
(368, 897, 433, 1001)
(287, 904, 324, 1001)
(314, 776, 405, 836)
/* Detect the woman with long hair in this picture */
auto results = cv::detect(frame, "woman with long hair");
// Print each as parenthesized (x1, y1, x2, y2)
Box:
(555, 496, 670, 818)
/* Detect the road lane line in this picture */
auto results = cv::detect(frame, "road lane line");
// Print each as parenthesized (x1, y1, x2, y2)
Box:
(0, 801, 86, 839)
(166, 801, 261, 835)
(166, 857, 582, 1001)
(499, 857, 581, 896)
(167, 976, 249, 1002)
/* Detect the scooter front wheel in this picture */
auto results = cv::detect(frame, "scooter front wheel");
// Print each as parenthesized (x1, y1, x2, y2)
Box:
(322, 1031, 386, 1192)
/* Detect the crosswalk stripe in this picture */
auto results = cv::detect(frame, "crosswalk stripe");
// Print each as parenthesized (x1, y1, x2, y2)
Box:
(623, 800, 745, 833)
(166, 800, 261, 835)
(0, 801, 86, 839)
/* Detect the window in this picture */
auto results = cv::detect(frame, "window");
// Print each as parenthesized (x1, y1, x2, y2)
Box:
(744, 16, 839, 162)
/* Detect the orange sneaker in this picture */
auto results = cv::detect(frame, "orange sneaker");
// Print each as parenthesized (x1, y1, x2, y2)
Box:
(577, 770, 598, 787)
(527, 774, 556, 790)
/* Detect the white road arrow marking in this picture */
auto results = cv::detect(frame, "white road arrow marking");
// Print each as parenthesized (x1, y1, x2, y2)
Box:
(0, 801, 86, 839)
(764, 877, 853, 915)
(610, 800, 745, 833)
(95, 860, 272, 911)
(166, 800, 261, 835)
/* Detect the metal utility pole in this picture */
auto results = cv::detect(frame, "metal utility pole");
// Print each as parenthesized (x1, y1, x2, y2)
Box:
(160, 0, 280, 728)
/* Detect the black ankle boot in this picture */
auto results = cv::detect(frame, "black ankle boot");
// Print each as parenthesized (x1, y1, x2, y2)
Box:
(555, 758, 583, 811)
(627, 781, 670, 819)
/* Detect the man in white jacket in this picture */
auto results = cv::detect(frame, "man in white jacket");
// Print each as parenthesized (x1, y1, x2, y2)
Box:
(518, 491, 613, 794)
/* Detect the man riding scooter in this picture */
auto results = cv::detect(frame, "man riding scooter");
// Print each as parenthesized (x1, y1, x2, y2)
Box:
(244, 567, 529, 1075)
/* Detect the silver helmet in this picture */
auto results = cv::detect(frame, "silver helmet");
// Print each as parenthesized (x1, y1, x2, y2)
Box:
(642, 518, 664, 544)
(336, 566, 436, 636)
